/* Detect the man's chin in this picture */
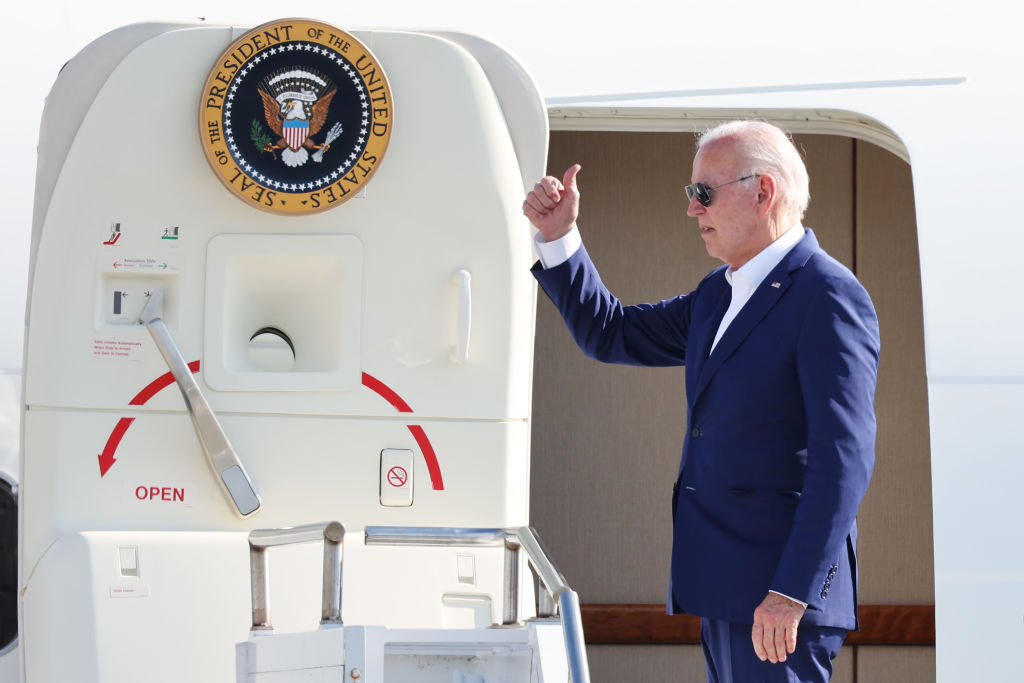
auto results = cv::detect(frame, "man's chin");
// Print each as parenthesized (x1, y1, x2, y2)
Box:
(700, 237, 717, 259)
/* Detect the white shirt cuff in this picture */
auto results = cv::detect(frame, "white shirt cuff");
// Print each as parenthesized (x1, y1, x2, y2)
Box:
(533, 226, 582, 269)
(769, 590, 808, 609)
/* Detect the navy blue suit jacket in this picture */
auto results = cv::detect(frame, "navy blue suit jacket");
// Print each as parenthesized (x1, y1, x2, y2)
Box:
(532, 229, 879, 629)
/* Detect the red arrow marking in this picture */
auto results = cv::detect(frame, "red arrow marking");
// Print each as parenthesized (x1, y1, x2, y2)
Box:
(99, 417, 134, 476)
(408, 425, 444, 490)
(104, 233, 121, 245)
(99, 361, 201, 477)
(129, 360, 200, 405)
(361, 372, 413, 412)
(100, 364, 447, 489)
(362, 372, 444, 490)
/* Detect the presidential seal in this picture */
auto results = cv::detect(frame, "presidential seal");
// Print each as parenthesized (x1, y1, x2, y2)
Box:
(200, 19, 393, 215)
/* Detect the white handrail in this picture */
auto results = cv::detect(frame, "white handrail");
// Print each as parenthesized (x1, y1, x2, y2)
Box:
(450, 268, 472, 364)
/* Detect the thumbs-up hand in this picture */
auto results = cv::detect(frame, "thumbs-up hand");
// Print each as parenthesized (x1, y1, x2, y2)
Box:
(522, 164, 581, 243)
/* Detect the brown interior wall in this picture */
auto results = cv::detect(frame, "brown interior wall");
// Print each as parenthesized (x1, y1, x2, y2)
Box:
(853, 140, 934, 606)
(530, 131, 934, 681)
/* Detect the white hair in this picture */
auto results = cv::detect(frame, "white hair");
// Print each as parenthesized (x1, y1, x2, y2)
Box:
(697, 121, 810, 220)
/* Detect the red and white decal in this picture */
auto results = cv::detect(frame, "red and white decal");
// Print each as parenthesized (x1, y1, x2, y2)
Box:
(98, 361, 200, 477)
(98, 364, 446, 493)
(362, 372, 445, 490)
(386, 466, 409, 488)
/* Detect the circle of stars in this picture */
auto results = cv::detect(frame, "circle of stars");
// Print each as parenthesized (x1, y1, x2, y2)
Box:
(222, 42, 372, 193)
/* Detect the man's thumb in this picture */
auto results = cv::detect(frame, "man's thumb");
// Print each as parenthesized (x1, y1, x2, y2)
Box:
(563, 164, 581, 191)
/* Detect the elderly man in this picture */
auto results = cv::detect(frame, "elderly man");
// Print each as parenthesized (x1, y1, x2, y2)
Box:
(523, 121, 879, 682)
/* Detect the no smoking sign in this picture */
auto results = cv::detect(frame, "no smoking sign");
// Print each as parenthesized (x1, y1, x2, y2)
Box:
(387, 466, 409, 488)
(380, 448, 414, 507)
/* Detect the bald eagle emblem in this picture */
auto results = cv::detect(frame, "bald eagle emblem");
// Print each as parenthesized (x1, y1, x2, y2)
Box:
(200, 19, 394, 215)
(254, 68, 343, 167)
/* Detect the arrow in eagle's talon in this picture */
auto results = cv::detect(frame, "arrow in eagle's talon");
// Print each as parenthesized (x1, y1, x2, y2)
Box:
(313, 122, 344, 162)
(313, 144, 331, 163)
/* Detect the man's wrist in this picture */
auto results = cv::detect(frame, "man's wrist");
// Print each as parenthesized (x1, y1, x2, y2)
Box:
(534, 225, 581, 269)
(768, 590, 808, 609)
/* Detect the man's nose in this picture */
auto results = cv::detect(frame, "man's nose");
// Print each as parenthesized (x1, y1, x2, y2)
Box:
(686, 194, 705, 217)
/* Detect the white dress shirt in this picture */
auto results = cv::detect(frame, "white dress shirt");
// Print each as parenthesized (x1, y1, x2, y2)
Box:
(710, 223, 805, 353)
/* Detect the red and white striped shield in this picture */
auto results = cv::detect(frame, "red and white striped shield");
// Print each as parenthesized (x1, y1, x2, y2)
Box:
(283, 120, 309, 151)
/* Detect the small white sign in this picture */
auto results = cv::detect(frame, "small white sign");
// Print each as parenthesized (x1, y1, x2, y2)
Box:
(97, 253, 182, 274)
(92, 338, 144, 361)
(380, 449, 414, 507)
(109, 583, 150, 598)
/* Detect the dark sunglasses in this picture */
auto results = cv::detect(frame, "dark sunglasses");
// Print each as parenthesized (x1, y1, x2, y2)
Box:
(684, 175, 756, 207)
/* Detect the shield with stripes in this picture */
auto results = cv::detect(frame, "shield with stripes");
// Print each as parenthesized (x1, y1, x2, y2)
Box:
(283, 119, 309, 151)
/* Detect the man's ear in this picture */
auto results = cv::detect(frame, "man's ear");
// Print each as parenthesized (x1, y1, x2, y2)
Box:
(756, 174, 778, 215)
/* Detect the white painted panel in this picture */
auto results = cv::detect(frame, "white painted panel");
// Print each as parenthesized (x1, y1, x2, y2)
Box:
(24, 532, 528, 682)
(22, 22, 547, 683)
(929, 381, 1024, 682)
(22, 409, 529, 572)
(25, 26, 539, 421)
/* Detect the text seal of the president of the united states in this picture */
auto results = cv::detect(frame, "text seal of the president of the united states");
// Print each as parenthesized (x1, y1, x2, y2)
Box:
(200, 18, 393, 215)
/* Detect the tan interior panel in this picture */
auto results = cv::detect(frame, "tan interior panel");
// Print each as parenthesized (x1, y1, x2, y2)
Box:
(854, 140, 934, 605)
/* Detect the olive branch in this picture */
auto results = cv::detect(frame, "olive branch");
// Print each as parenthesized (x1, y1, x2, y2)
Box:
(251, 119, 273, 152)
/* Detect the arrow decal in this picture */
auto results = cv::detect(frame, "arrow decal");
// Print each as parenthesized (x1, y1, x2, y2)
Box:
(98, 360, 201, 477)
(129, 360, 200, 405)
(99, 364, 445, 491)
(362, 372, 444, 490)
(407, 425, 444, 491)
(98, 417, 134, 476)
(361, 371, 413, 412)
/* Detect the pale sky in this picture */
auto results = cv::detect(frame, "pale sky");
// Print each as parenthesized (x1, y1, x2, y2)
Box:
(1, 0, 1010, 373)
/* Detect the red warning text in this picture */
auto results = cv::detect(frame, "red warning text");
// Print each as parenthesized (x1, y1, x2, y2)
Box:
(134, 486, 186, 503)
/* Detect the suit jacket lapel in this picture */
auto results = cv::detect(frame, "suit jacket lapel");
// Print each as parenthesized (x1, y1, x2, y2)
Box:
(690, 283, 731, 382)
(690, 230, 820, 407)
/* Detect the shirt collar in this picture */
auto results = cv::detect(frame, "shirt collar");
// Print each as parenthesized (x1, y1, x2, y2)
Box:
(724, 223, 805, 291)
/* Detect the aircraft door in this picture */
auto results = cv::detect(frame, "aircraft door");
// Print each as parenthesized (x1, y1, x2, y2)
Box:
(20, 19, 547, 682)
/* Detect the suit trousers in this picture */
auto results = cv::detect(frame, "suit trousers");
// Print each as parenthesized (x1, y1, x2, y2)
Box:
(700, 617, 847, 682)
